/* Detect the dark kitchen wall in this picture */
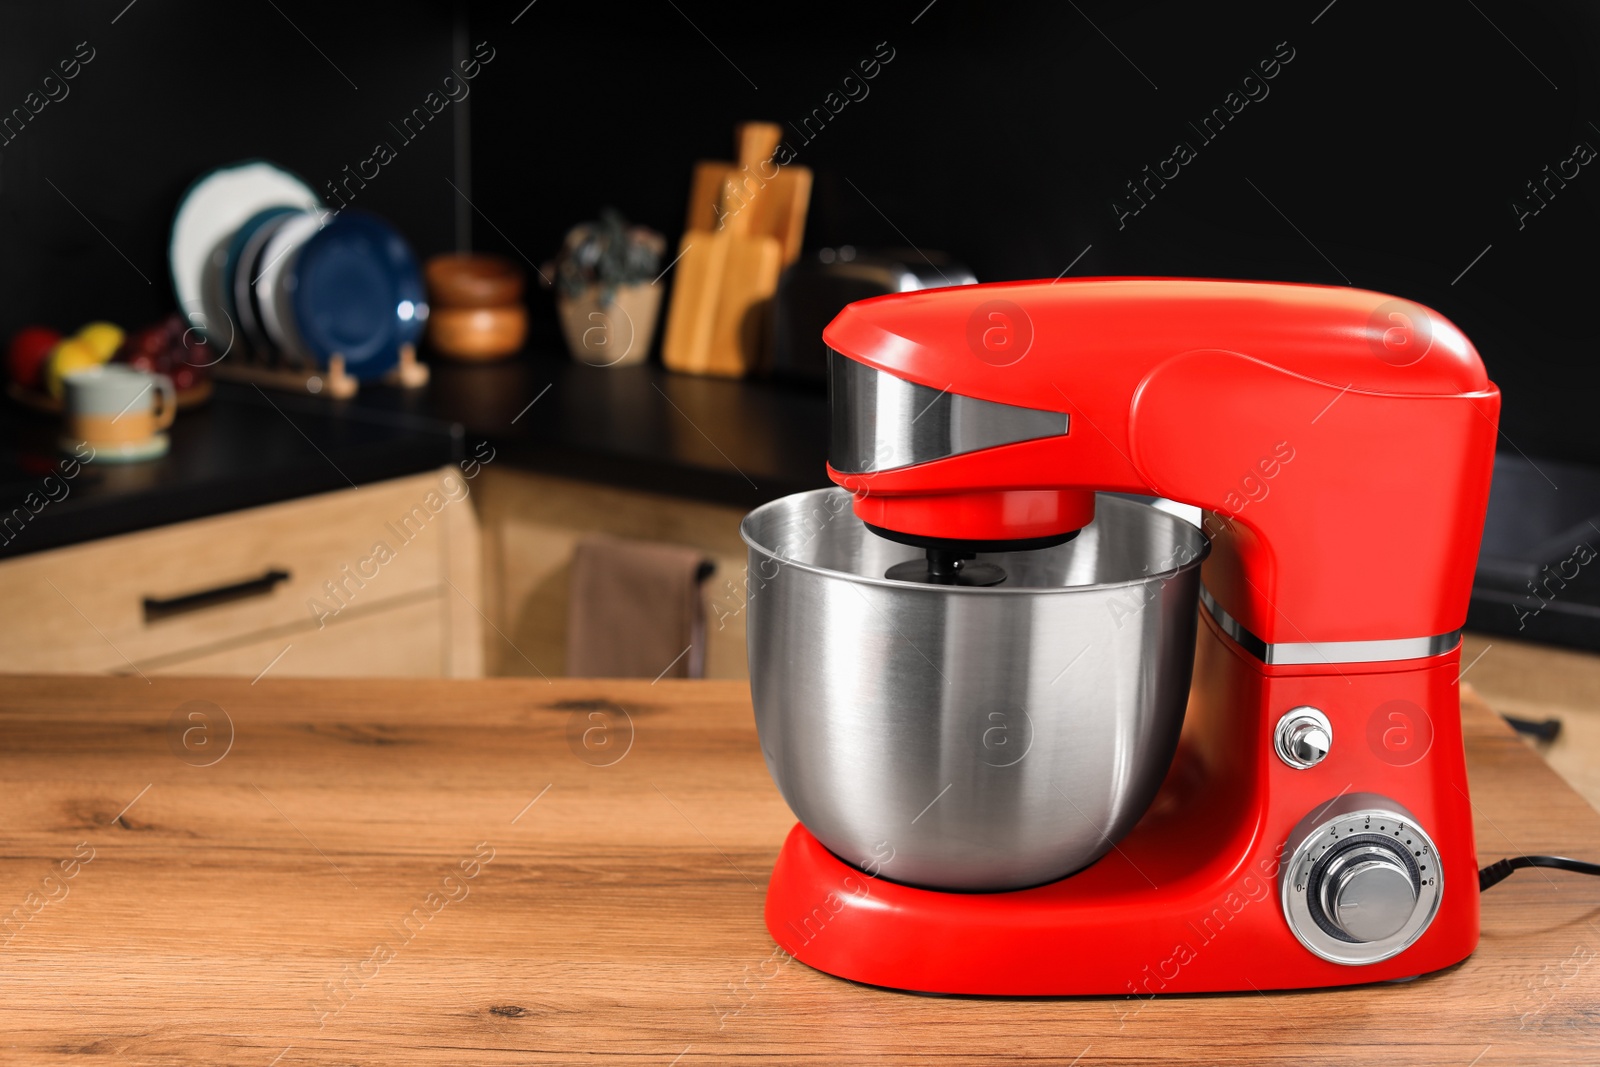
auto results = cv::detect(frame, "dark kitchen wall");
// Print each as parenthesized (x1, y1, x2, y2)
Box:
(0, 0, 464, 345)
(5, 2, 1599, 468)
(468, 0, 1600, 465)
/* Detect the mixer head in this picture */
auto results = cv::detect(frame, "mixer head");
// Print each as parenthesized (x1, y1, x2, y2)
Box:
(828, 350, 1067, 483)
(828, 349, 1086, 575)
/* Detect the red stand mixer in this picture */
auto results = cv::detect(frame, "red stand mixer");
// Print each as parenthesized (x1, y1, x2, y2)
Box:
(740, 278, 1500, 995)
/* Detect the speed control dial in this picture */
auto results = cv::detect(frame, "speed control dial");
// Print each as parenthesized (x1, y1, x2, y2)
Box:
(1280, 793, 1443, 965)
(1318, 840, 1417, 942)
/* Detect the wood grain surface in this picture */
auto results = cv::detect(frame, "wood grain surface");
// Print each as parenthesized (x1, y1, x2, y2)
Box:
(1, 676, 1597, 1065)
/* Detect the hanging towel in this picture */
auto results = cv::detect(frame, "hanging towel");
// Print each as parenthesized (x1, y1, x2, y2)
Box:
(565, 533, 715, 678)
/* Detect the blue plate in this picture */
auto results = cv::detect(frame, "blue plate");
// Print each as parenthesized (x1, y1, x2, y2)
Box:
(288, 211, 426, 382)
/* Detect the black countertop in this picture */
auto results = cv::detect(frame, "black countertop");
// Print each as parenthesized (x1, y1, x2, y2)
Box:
(371, 352, 831, 507)
(0, 350, 830, 559)
(0, 381, 463, 559)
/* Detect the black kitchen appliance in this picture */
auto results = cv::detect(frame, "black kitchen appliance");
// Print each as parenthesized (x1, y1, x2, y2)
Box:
(770, 247, 975, 383)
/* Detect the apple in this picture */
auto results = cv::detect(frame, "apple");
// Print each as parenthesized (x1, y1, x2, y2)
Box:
(8, 326, 62, 389)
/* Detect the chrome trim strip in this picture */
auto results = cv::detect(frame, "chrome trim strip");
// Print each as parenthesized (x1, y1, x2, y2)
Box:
(1199, 585, 1461, 665)
(828, 351, 1068, 474)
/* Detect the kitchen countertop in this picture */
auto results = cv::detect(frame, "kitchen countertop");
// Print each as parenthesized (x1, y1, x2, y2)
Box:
(1462, 631, 1600, 812)
(0, 350, 828, 559)
(0, 381, 462, 560)
(358, 350, 830, 507)
(2, 676, 1597, 1064)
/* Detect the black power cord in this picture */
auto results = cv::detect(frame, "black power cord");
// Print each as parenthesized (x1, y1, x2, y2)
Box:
(1479, 855, 1600, 891)
(1501, 714, 1563, 742)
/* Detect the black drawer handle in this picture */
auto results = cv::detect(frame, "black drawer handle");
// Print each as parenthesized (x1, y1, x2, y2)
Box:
(143, 569, 291, 622)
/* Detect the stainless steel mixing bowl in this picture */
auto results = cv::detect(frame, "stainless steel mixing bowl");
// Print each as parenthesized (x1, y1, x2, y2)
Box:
(742, 489, 1209, 891)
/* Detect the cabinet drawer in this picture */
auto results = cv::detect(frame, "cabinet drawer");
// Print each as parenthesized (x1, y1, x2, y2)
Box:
(148, 596, 444, 678)
(0, 470, 467, 673)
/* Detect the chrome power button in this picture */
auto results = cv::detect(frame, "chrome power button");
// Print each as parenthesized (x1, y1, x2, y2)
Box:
(1275, 706, 1332, 769)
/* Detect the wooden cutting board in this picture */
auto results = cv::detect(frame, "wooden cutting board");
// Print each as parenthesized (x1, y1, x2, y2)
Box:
(683, 124, 812, 266)
(659, 225, 727, 374)
(663, 123, 790, 377)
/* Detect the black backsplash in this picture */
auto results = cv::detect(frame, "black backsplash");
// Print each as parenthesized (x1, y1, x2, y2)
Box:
(4, 1, 1599, 466)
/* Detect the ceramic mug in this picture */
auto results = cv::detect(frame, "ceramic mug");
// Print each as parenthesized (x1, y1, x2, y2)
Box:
(63, 365, 176, 447)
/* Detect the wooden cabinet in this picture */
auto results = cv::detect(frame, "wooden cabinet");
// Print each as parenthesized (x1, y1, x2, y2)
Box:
(0, 460, 754, 682)
(0, 467, 481, 678)
(474, 466, 751, 679)
(148, 597, 447, 678)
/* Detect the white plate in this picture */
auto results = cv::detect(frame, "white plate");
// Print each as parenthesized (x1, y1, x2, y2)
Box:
(196, 240, 240, 361)
(254, 211, 323, 369)
(169, 161, 321, 345)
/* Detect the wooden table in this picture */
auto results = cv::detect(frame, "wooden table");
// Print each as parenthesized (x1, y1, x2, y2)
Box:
(2, 677, 1598, 1065)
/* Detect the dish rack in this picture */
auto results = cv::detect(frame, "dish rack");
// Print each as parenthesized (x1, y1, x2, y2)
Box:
(170, 161, 434, 402)
(211, 345, 429, 399)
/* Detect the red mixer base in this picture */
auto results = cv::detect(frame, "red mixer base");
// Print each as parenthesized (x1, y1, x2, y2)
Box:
(765, 821, 1474, 996)
(762, 618, 1481, 995)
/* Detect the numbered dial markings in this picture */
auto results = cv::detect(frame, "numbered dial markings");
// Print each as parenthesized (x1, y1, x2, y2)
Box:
(1280, 794, 1444, 966)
